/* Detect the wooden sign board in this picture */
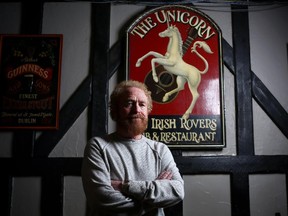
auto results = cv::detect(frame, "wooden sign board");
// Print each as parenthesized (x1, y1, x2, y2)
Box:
(0, 34, 63, 129)
(126, 5, 225, 149)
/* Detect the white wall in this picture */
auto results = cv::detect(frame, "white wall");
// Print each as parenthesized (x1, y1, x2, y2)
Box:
(0, 2, 287, 216)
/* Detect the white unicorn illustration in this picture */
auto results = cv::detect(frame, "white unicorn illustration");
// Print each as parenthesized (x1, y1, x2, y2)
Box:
(135, 24, 213, 119)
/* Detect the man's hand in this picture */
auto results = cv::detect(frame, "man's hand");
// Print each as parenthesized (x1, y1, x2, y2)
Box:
(156, 170, 173, 180)
(111, 180, 123, 191)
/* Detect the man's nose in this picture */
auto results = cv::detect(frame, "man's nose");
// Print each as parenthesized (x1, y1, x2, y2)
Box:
(132, 103, 141, 113)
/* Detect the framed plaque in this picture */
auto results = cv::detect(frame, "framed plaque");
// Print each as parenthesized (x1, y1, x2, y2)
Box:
(126, 5, 225, 149)
(0, 34, 63, 129)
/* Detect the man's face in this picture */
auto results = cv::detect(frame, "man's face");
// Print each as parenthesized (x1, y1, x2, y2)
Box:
(115, 87, 149, 137)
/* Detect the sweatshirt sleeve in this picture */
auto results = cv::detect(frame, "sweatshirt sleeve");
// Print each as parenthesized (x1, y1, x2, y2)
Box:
(81, 138, 140, 214)
(121, 143, 184, 208)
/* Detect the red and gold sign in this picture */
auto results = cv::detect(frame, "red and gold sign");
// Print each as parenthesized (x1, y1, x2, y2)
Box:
(0, 35, 63, 129)
(127, 5, 225, 148)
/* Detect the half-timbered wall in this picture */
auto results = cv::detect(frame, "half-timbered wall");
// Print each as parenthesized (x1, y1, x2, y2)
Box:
(0, 1, 287, 216)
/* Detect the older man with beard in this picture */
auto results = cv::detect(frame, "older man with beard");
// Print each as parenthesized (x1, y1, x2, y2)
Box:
(81, 80, 184, 216)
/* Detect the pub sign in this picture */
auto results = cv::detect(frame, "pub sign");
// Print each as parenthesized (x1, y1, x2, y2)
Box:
(0, 35, 63, 129)
(127, 5, 225, 149)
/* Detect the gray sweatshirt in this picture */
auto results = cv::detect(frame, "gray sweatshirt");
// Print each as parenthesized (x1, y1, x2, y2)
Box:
(81, 133, 184, 216)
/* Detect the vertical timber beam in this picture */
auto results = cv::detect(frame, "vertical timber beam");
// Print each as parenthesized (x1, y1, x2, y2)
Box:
(231, 5, 253, 216)
(232, 5, 254, 156)
(90, 4, 110, 137)
(9, 2, 43, 216)
(0, 176, 12, 216)
(12, 2, 44, 158)
(20, 1, 43, 34)
(41, 174, 63, 216)
(231, 172, 250, 216)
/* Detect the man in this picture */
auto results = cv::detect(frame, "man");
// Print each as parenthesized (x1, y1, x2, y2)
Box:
(82, 80, 184, 216)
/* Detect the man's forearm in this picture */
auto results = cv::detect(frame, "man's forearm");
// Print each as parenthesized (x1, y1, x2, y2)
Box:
(111, 170, 173, 191)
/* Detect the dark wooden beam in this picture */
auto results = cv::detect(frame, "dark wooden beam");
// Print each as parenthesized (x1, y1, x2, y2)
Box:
(174, 155, 288, 174)
(20, 2, 43, 34)
(232, 5, 254, 156)
(90, 3, 110, 137)
(1, 156, 288, 176)
(229, 7, 253, 214)
(0, 176, 12, 216)
(0, 158, 83, 176)
(12, 131, 36, 157)
(41, 174, 63, 216)
(12, 2, 44, 158)
(231, 172, 250, 216)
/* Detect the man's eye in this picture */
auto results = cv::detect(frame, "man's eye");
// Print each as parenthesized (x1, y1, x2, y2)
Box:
(125, 101, 133, 106)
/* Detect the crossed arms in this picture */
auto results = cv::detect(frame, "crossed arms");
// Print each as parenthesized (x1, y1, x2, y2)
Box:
(81, 137, 184, 215)
(111, 170, 173, 191)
